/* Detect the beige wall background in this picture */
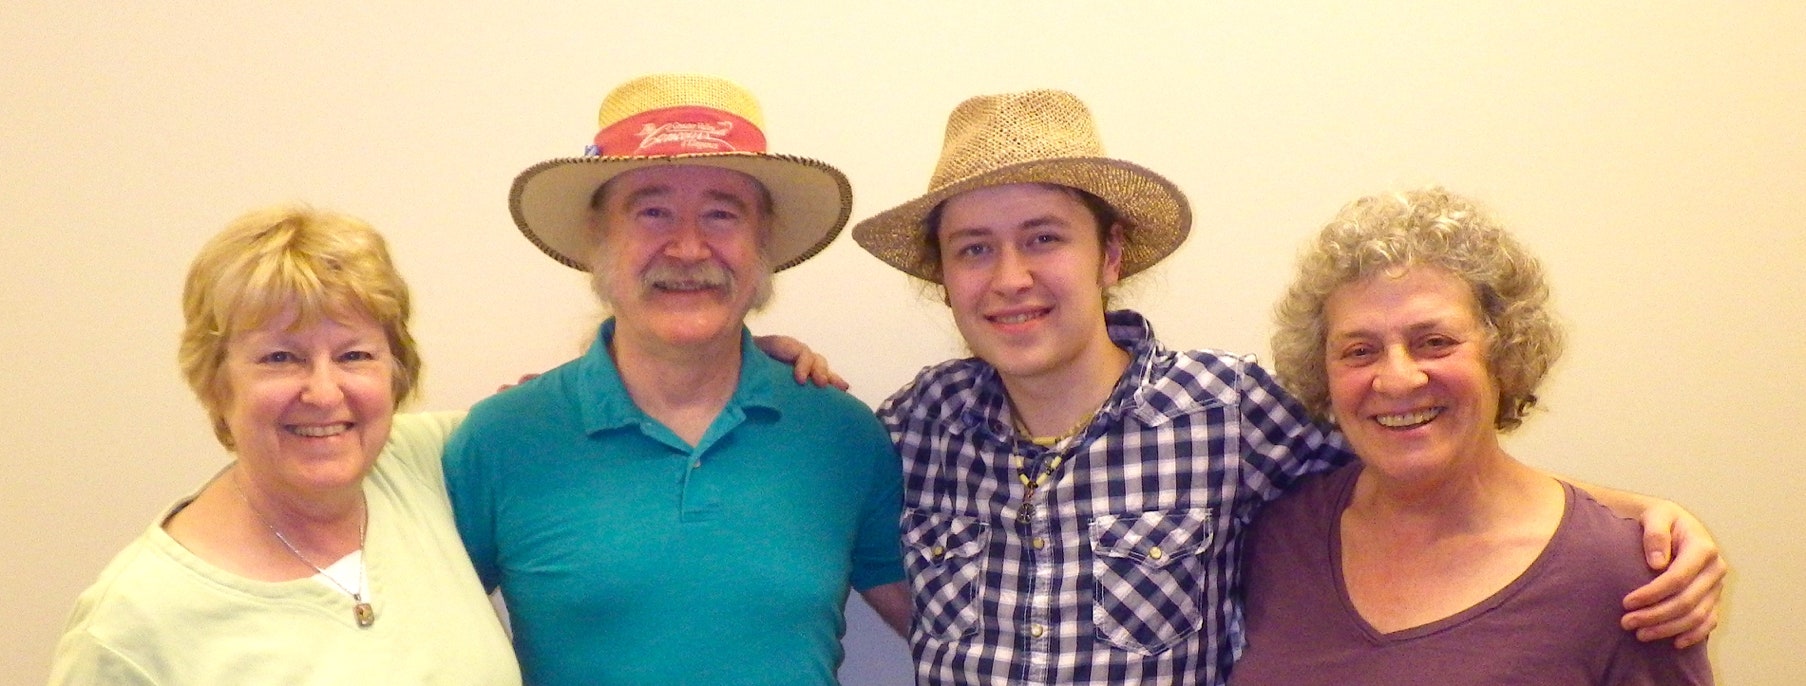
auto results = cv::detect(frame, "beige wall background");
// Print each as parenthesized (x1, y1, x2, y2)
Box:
(5, 2, 1801, 683)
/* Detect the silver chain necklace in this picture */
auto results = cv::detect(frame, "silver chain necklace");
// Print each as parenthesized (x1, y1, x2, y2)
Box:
(230, 470, 375, 627)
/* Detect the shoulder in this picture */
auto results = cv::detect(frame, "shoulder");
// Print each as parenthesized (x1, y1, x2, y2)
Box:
(373, 410, 466, 495)
(1151, 347, 1256, 394)
(56, 522, 198, 657)
(460, 360, 581, 427)
(1132, 345, 1305, 419)
(384, 411, 464, 460)
(876, 357, 989, 423)
(1552, 484, 1717, 682)
(1549, 484, 1659, 592)
(893, 356, 989, 402)
(1254, 464, 1355, 531)
(744, 350, 885, 427)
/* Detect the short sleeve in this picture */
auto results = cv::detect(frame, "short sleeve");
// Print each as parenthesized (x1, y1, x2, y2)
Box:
(848, 414, 907, 592)
(48, 629, 159, 686)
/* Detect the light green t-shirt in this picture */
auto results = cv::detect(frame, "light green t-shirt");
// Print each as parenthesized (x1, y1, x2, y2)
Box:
(50, 412, 521, 685)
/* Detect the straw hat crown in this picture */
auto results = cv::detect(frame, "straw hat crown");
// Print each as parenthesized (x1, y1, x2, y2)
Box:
(852, 89, 1190, 282)
(930, 90, 1110, 187)
(597, 73, 765, 132)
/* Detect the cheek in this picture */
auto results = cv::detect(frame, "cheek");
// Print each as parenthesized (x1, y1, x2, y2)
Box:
(1325, 368, 1367, 411)
(943, 280, 986, 320)
(351, 371, 397, 409)
(220, 381, 284, 434)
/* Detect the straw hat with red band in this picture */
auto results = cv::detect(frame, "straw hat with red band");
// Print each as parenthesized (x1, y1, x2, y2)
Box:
(852, 89, 1190, 282)
(509, 74, 852, 272)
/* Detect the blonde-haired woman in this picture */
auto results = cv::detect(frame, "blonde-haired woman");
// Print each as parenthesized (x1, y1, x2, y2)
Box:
(1230, 188, 1712, 684)
(50, 206, 519, 684)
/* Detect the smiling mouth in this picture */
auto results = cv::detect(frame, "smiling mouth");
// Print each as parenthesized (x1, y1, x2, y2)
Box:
(1374, 407, 1442, 429)
(287, 423, 352, 438)
(650, 279, 722, 293)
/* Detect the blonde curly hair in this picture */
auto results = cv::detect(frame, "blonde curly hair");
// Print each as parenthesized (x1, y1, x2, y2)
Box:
(1270, 187, 1562, 432)
(178, 205, 421, 449)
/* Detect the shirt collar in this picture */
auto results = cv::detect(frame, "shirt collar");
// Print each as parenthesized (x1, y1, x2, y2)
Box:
(945, 309, 1165, 443)
(574, 318, 782, 436)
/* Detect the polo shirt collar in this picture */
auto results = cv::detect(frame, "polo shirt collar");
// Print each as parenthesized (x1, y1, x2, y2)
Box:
(574, 318, 783, 437)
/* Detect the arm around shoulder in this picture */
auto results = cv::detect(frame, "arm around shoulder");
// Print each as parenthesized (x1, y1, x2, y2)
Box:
(1565, 478, 1727, 648)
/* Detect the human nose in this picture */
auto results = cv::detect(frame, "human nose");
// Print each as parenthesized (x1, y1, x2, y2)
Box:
(1371, 346, 1427, 395)
(662, 218, 711, 262)
(299, 360, 347, 406)
(991, 246, 1034, 293)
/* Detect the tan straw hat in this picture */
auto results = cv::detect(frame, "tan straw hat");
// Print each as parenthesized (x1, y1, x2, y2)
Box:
(851, 89, 1190, 282)
(509, 73, 852, 272)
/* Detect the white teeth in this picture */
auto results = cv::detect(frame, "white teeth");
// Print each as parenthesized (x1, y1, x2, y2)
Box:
(1375, 408, 1442, 428)
(289, 423, 349, 438)
(992, 312, 1040, 324)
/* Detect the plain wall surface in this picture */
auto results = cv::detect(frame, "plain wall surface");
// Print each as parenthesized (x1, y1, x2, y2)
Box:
(6, 3, 1802, 683)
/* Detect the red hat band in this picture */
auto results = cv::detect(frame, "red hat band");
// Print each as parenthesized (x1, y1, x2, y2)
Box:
(592, 105, 768, 157)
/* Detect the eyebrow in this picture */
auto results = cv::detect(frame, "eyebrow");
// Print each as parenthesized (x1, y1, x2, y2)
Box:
(1328, 318, 1457, 342)
(616, 184, 672, 209)
(702, 189, 752, 214)
(944, 213, 1072, 241)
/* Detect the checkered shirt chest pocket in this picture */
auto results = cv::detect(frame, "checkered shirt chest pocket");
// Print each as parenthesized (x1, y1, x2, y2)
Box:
(1089, 508, 1213, 655)
(903, 510, 990, 640)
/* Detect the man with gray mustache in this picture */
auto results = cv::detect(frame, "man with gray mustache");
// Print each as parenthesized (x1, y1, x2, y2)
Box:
(442, 74, 912, 685)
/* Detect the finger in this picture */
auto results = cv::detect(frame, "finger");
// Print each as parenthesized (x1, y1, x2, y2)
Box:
(1623, 562, 1722, 632)
(1641, 519, 1674, 571)
(1670, 617, 1717, 650)
(1623, 544, 1721, 611)
(1632, 601, 1717, 645)
(1621, 567, 1688, 613)
(791, 353, 820, 384)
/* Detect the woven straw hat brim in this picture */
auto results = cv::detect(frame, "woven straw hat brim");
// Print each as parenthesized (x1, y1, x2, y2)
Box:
(851, 156, 1190, 282)
(510, 152, 852, 272)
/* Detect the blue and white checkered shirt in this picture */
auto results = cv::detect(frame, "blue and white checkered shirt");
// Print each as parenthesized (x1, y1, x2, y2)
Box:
(878, 310, 1352, 685)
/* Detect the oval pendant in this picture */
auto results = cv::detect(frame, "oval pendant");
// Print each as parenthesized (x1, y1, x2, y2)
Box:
(354, 602, 375, 627)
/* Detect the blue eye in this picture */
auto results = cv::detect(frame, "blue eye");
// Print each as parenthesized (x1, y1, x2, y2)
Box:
(341, 350, 377, 362)
(260, 351, 296, 364)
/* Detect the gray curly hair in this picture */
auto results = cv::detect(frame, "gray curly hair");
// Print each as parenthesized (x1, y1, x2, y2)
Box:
(1270, 187, 1563, 432)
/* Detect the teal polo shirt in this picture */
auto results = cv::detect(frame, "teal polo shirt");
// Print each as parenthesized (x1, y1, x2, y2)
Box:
(444, 320, 905, 686)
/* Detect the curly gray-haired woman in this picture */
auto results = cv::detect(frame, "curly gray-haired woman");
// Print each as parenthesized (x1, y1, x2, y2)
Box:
(1231, 188, 1714, 684)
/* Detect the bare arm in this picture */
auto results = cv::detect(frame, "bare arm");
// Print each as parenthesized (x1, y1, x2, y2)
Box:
(1569, 479, 1726, 649)
(858, 581, 913, 638)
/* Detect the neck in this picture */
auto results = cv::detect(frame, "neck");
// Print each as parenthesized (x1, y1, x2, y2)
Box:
(609, 327, 742, 445)
(1348, 450, 1550, 536)
(999, 333, 1130, 438)
(231, 464, 366, 559)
